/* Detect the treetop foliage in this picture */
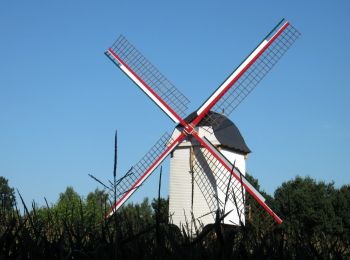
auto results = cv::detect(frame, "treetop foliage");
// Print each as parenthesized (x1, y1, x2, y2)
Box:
(0, 176, 16, 212)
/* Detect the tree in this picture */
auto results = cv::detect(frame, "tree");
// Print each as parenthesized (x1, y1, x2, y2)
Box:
(151, 197, 169, 224)
(85, 188, 109, 224)
(274, 176, 343, 258)
(118, 198, 153, 232)
(332, 185, 350, 256)
(0, 176, 16, 213)
(55, 186, 82, 220)
(245, 173, 275, 229)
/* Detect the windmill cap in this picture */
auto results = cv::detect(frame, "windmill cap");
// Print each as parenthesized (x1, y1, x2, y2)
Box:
(178, 111, 251, 155)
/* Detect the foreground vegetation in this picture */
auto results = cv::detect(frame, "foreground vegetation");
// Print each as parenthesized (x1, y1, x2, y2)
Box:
(1, 175, 349, 259)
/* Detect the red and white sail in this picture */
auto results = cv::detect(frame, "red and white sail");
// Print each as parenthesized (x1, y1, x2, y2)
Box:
(193, 19, 300, 128)
(105, 36, 190, 124)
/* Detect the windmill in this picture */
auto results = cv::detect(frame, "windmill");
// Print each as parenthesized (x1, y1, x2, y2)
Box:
(169, 112, 251, 228)
(104, 19, 300, 227)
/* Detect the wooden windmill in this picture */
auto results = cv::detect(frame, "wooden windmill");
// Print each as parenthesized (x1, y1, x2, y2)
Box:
(105, 19, 300, 226)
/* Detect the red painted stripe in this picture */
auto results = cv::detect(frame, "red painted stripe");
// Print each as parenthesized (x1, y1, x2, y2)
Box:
(106, 132, 186, 218)
(191, 132, 282, 224)
(108, 48, 189, 127)
(192, 22, 290, 127)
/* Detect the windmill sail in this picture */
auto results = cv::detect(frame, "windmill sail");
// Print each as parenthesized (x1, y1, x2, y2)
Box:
(191, 145, 246, 225)
(194, 19, 300, 129)
(191, 134, 282, 224)
(106, 132, 186, 217)
(106, 35, 190, 123)
(191, 145, 221, 220)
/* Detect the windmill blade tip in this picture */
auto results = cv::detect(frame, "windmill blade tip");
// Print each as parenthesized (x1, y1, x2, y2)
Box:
(105, 209, 115, 219)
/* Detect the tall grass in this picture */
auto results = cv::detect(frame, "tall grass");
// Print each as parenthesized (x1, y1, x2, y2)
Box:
(1, 183, 350, 259)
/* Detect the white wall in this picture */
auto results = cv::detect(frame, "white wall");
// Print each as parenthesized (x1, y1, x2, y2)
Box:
(169, 147, 213, 230)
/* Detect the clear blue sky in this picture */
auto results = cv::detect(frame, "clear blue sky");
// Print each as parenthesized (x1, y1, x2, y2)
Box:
(1, 1, 349, 207)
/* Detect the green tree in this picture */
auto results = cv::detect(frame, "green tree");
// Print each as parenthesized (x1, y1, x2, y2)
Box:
(245, 173, 275, 228)
(274, 176, 343, 258)
(332, 185, 350, 255)
(85, 188, 109, 224)
(0, 176, 16, 213)
(151, 197, 169, 224)
(55, 186, 82, 220)
(334, 185, 350, 234)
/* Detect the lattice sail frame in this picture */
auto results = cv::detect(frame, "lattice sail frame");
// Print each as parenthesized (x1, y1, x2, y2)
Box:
(106, 132, 176, 217)
(106, 35, 190, 119)
(200, 20, 301, 130)
(191, 135, 279, 225)
(191, 145, 246, 225)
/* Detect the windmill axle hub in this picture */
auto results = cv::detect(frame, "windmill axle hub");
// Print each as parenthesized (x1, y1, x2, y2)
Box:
(184, 124, 195, 135)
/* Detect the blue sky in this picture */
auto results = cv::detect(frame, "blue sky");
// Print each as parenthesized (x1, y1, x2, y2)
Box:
(1, 1, 349, 207)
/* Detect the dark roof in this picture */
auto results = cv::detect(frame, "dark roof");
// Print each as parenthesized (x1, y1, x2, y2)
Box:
(179, 111, 251, 154)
